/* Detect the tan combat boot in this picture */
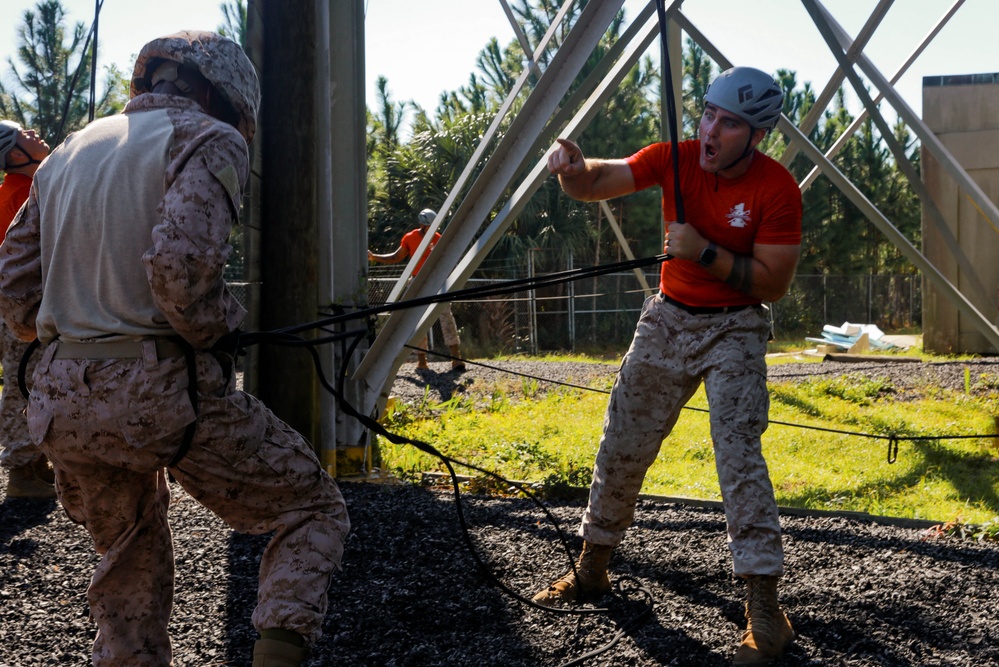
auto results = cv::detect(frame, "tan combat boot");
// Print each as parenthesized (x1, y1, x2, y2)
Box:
(733, 575, 795, 665)
(5, 461, 56, 499)
(449, 344, 466, 371)
(416, 351, 429, 369)
(532, 541, 613, 606)
(252, 629, 306, 667)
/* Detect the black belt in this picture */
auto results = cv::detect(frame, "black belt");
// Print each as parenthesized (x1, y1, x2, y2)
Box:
(658, 291, 757, 315)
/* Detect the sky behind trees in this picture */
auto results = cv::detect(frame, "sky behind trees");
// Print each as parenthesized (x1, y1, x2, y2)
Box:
(363, 0, 996, 122)
(1, 0, 996, 126)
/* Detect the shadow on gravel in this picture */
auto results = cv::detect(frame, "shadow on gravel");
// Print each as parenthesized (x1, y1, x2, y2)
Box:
(0, 496, 58, 558)
(397, 365, 472, 404)
(314, 482, 542, 666)
(225, 531, 270, 664)
(2, 477, 997, 666)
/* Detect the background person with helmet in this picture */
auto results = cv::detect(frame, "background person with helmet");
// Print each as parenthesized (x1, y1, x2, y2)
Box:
(0, 119, 54, 499)
(0, 31, 349, 667)
(368, 207, 465, 370)
(532, 66, 801, 666)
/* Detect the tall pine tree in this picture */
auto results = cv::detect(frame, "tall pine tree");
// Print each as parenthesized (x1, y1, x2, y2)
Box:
(0, 0, 126, 145)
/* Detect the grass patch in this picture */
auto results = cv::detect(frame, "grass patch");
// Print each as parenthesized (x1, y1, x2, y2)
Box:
(377, 355, 999, 528)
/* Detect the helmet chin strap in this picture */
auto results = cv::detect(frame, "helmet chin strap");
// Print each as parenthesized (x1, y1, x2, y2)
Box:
(718, 133, 756, 173)
(4, 152, 43, 170)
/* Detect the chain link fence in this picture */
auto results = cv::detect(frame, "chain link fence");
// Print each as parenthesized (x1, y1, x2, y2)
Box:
(366, 258, 922, 357)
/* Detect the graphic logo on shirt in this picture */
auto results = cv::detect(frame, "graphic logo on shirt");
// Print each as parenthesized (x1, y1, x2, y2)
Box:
(726, 203, 751, 228)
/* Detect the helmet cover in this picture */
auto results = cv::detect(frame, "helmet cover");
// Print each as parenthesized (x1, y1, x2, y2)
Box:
(131, 30, 260, 143)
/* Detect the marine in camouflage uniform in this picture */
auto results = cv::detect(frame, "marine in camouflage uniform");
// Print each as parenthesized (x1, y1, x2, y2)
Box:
(0, 31, 348, 667)
(533, 67, 802, 666)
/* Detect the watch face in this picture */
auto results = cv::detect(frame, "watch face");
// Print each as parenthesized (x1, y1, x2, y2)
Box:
(699, 244, 717, 266)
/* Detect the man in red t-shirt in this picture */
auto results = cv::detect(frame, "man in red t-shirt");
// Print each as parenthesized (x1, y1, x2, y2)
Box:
(532, 67, 801, 665)
(368, 208, 465, 371)
(0, 119, 53, 499)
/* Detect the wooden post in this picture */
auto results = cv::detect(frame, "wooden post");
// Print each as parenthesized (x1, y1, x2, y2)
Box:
(253, 0, 321, 445)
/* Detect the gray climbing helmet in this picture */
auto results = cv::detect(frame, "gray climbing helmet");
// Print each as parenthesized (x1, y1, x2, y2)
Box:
(418, 209, 436, 226)
(704, 67, 783, 130)
(0, 120, 22, 171)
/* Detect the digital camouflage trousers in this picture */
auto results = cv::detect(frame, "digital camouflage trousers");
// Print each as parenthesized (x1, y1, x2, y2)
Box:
(581, 293, 784, 576)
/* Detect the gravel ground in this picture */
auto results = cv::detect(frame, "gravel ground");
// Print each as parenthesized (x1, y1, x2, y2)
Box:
(1, 356, 998, 666)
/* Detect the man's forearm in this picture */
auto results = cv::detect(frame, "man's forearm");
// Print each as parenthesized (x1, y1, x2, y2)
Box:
(699, 242, 800, 302)
(558, 158, 635, 202)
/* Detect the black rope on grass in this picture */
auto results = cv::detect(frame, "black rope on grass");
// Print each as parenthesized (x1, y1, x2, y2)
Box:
(403, 343, 611, 395)
(403, 347, 999, 468)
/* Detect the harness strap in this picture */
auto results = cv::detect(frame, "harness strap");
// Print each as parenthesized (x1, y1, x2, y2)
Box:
(170, 337, 199, 467)
(17, 338, 41, 401)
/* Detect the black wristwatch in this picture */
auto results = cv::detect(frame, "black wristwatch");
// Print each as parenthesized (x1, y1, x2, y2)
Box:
(698, 242, 718, 267)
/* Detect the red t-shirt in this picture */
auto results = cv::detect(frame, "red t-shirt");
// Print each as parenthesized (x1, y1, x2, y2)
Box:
(0, 173, 32, 244)
(400, 227, 441, 275)
(626, 140, 802, 307)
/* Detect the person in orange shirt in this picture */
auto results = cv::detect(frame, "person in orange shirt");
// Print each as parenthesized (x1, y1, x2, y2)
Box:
(532, 67, 801, 666)
(0, 121, 49, 237)
(368, 208, 465, 371)
(0, 119, 53, 499)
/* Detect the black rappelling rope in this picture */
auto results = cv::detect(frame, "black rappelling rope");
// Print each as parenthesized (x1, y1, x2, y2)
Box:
(283, 324, 638, 620)
(88, 0, 101, 123)
(212, 319, 657, 667)
(655, 0, 685, 264)
(13, 248, 663, 400)
(277, 252, 668, 339)
(56, 0, 105, 142)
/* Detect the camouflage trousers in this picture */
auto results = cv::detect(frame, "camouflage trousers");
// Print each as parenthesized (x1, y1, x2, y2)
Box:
(0, 323, 44, 469)
(581, 293, 784, 576)
(417, 303, 461, 350)
(28, 340, 350, 667)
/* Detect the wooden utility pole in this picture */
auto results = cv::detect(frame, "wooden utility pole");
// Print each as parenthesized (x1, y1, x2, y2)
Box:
(250, 0, 321, 444)
(244, 1, 371, 471)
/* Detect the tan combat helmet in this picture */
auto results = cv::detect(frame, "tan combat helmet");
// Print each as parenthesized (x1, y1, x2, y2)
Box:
(130, 30, 260, 144)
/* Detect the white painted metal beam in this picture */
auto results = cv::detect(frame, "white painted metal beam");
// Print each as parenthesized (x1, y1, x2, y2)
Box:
(355, 0, 628, 416)
(779, 0, 894, 169)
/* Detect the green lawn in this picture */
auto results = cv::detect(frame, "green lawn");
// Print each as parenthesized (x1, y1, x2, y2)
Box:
(378, 344, 999, 530)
